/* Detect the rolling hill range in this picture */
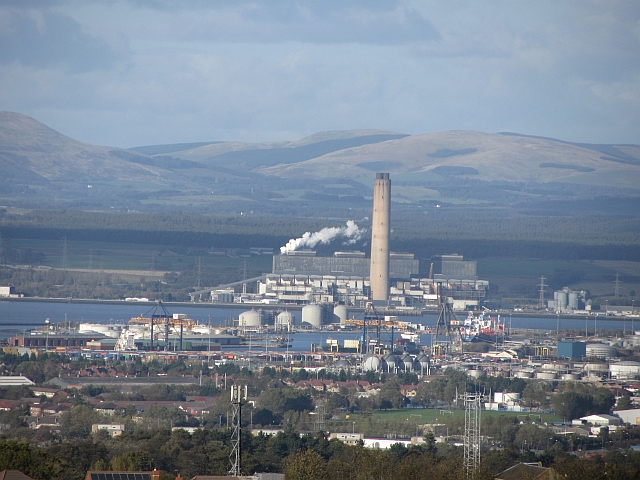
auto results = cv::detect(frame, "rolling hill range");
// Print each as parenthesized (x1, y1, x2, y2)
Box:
(1, 111, 639, 217)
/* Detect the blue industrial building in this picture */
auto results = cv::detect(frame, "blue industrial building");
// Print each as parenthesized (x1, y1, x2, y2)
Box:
(557, 341, 586, 360)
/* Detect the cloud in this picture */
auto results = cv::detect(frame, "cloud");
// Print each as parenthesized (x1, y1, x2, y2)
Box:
(0, 6, 120, 72)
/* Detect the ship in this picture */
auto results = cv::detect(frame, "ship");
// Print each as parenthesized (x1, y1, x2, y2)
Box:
(459, 312, 504, 343)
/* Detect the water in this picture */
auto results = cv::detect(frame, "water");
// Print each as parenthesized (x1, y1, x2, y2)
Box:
(0, 300, 634, 349)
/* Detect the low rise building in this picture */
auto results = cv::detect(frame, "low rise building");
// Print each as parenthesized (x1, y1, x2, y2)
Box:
(91, 424, 125, 437)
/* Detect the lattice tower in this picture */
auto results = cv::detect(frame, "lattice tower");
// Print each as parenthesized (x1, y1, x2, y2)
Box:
(461, 392, 482, 479)
(229, 385, 247, 476)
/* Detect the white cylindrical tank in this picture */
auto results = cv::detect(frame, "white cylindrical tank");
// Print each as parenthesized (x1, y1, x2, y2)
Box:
(468, 369, 483, 379)
(556, 291, 568, 309)
(610, 361, 640, 379)
(561, 373, 581, 381)
(535, 371, 556, 380)
(568, 292, 579, 310)
(275, 311, 295, 329)
(334, 305, 348, 324)
(583, 363, 609, 373)
(239, 310, 262, 328)
(514, 370, 533, 378)
(302, 304, 323, 328)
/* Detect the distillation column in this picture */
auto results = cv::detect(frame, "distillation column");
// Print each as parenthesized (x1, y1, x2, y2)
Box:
(370, 173, 391, 301)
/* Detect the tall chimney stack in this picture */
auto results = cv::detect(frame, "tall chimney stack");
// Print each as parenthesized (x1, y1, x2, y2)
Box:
(370, 173, 390, 301)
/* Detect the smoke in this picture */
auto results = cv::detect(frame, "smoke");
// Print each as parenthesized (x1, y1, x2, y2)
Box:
(280, 220, 365, 254)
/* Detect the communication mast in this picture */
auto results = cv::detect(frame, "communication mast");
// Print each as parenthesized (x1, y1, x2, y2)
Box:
(314, 403, 326, 431)
(461, 392, 482, 479)
(229, 384, 247, 476)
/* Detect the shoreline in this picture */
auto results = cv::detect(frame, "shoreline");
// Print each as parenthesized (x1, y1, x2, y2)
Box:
(0, 297, 634, 321)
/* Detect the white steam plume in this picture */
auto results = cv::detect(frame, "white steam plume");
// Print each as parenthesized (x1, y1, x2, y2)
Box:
(280, 220, 364, 254)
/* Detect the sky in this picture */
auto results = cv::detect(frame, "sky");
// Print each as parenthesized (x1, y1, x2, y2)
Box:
(0, 1, 639, 148)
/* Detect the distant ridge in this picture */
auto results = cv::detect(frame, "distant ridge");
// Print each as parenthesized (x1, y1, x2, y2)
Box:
(129, 142, 222, 156)
(1, 111, 639, 214)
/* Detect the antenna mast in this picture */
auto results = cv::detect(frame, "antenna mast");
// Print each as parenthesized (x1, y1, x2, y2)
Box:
(229, 384, 247, 476)
(461, 392, 482, 479)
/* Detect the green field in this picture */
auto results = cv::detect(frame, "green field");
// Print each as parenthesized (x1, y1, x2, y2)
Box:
(368, 408, 561, 424)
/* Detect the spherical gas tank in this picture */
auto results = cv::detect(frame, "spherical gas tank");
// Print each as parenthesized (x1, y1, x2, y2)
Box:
(239, 310, 262, 327)
(276, 311, 294, 328)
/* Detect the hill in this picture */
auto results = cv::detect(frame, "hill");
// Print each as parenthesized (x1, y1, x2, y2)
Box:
(1, 111, 639, 217)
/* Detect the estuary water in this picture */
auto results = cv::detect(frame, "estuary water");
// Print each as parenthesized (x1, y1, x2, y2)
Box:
(0, 300, 634, 352)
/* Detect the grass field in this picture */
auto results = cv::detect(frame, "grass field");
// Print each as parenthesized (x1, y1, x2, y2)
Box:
(367, 408, 561, 424)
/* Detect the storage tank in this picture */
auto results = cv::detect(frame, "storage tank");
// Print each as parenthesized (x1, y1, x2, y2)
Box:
(383, 353, 399, 372)
(362, 355, 386, 372)
(239, 310, 262, 328)
(415, 353, 430, 375)
(568, 292, 579, 310)
(275, 311, 295, 330)
(535, 371, 557, 380)
(609, 361, 640, 379)
(334, 305, 348, 324)
(561, 373, 581, 381)
(556, 291, 568, 310)
(400, 353, 414, 371)
(334, 359, 351, 371)
(583, 363, 608, 373)
(514, 370, 533, 379)
(302, 304, 323, 328)
(468, 369, 484, 379)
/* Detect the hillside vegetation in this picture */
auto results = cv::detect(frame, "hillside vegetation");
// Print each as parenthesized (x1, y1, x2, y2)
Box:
(1, 111, 639, 219)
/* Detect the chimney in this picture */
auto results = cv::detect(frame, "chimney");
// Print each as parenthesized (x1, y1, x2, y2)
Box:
(151, 469, 160, 480)
(370, 173, 390, 301)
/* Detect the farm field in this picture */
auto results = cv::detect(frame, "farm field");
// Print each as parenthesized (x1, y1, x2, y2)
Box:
(368, 408, 561, 424)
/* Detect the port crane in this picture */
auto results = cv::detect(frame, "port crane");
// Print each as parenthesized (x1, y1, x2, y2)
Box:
(128, 301, 191, 350)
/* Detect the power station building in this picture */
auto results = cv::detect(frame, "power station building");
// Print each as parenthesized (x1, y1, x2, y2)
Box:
(272, 250, 419, 279)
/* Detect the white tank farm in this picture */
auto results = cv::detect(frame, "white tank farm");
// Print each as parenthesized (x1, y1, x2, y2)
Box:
(583, 362, 608, 372)
(78, 323, 125, 338)
(334, 305, 348, 324)
(275, 311, 295, 328)
(609, 361, 640, 379)
(362, 355, 386, 372)
(302, 304, 323, 328)
(239, 310, 262, 328)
